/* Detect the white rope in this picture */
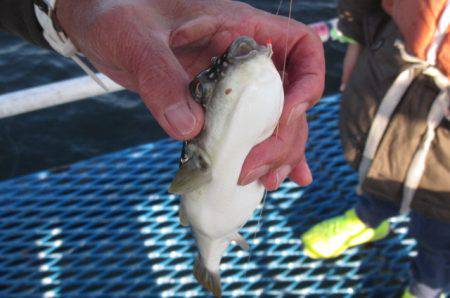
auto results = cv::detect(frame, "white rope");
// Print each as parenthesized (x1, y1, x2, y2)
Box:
(401, 87, 449, 213)
(426, 2, 450, 64)
(357, 63, 422, 194)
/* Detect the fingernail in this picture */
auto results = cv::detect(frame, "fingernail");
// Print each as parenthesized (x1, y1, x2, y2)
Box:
(287, 102, 309, 126)
(296, 161, 313, 186)
(275, 165, 292, 185)
(339, 83, 346, 92)
(164, 102, 197, 136)
(239, 165, 271, 186)
(303, 163, 313, 185)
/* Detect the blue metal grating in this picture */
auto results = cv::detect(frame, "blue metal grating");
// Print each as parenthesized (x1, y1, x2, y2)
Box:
(0, 94, 431, 297)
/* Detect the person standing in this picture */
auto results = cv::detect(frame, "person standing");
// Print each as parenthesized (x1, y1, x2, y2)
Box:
(301, 1, 450, 297)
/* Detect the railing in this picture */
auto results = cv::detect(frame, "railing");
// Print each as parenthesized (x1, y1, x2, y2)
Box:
(0, 19, 340, 119)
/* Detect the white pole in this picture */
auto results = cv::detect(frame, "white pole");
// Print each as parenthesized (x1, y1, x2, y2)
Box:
(0, 74, 124, 119)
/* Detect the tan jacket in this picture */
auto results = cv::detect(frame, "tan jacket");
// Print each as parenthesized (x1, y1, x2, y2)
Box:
(338, 0, 450, 222)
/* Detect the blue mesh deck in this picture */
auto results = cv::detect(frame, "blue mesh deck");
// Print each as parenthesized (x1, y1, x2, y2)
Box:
(0, 94, 429, 297)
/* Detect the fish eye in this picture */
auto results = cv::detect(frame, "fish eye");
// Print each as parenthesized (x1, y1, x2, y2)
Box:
(194, 81, 203, 99)
(190, 78, 205, 102)
(189, 71, 215, 105)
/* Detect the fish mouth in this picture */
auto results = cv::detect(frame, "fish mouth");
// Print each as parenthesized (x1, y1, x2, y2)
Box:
(227, 36, 268, 62)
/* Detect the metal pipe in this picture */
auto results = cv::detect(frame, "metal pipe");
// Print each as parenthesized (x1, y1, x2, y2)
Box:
(0, 74, 124, 119)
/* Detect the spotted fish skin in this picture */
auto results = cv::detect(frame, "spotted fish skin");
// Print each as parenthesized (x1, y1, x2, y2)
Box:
(169, 36, 284, 297)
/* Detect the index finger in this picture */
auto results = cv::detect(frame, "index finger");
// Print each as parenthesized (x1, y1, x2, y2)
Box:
(237, 13, 324, 186)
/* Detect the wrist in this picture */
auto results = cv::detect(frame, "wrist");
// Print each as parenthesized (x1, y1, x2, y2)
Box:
(54, 0, 93, 47)
(34, 0, 108, 89)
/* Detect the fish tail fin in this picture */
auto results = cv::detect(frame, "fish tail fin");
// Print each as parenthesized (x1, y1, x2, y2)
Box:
(193, 255, 222, 297)
(193, 236, 229, 297)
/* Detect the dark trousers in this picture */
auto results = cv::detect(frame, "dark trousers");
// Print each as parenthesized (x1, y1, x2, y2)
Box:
(355, 195, 450, 298)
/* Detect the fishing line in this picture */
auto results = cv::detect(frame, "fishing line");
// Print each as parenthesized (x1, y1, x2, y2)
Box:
(275, 0, 284, 15)
(282, 0, 293, 85)
(244, 0, 293, 288)
(275, 0, 293, 138)
(243, 190, 268, 286)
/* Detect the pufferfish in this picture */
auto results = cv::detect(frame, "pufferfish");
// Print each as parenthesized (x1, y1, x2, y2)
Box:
(169, 36, 284, 297)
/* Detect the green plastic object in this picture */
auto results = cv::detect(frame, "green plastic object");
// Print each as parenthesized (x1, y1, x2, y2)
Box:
(301, 209, 390, 259)
(402, 288, 446, 298)
(402, 288, 415, 298)
(330, 26, 358, 44)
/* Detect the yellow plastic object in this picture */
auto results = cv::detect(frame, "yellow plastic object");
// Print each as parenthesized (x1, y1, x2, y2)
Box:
(401, 288, 415, 298)
(301, 209, 390, 259)
(402, 288, 445, 298)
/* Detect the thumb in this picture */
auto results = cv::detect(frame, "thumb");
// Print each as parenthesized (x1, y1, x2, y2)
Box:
(134, 37, 204, 140)
(340, 43, 362, 92)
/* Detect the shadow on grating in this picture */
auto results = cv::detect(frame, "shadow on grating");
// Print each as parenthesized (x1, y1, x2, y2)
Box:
(0, 95, 445, 298)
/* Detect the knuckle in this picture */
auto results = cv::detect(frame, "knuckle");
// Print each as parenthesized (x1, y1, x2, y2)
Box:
(231, 2, 254, 17)
(88, 3, 132, 31)
(226, 2, 260, 33)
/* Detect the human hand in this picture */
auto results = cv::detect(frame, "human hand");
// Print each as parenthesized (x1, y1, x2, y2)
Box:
(56, 0, 325, 190)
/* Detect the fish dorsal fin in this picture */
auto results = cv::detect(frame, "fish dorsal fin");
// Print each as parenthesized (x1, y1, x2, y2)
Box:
(178, 205, 189, 227)
(169, 143, 212, 195)
(229, 233, 249, 250)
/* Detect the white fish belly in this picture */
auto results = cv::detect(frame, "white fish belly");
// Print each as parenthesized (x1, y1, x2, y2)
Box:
(183, 54, 284, 242)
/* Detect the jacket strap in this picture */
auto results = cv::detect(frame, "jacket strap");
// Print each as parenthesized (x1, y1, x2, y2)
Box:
(426, 1, 450, 65)
(357, 3, 450, 213)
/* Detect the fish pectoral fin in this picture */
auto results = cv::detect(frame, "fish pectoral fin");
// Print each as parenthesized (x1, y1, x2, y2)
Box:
(169, 144, 212, 195)
(178, 205, 189, 227)
(169, 163, 212, 195)
(193, 255, 222, 298)
(229, 233, 249, 250)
